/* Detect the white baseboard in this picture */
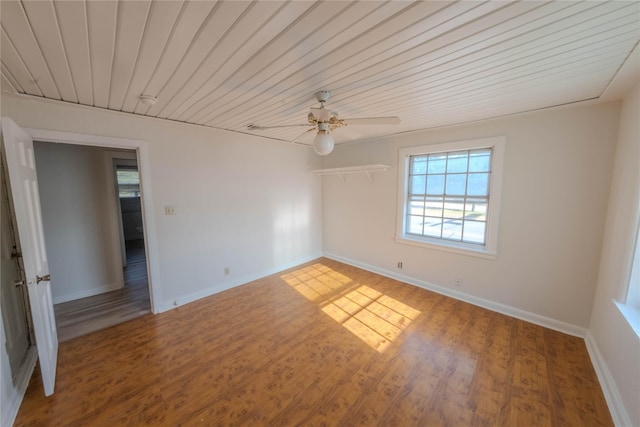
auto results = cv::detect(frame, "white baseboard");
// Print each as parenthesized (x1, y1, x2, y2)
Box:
(585, 331, 632, 427)
(323, 252, 587, 338)
(1, 346, 37, 427)
(52, 281, 122, 304)
(155, 253, 324, 313)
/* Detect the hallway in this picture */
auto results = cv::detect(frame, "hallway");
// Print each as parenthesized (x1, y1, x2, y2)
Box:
(54, 240, 150, 342)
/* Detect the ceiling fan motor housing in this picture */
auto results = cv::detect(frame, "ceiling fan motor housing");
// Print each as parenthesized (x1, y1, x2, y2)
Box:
(315, 90, 331, 103)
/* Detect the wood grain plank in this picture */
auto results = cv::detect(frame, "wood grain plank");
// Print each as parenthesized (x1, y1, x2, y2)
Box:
(133, 1, 217, 115)
(21, 0, 77, 102)
(1, 30, 39, 95)
(188, 0, 406, 126)
(54, 0, 93, 105)
(143, 1, 251, 118)
(159, 1, 292, 120)
(86, 0, 117, 108)
(0, 1, 60, 99)
(120, 0, 184, 113)
(1, 66, 20, 93)
(108, 0, 151, 111)
(212, 1, 495, 129)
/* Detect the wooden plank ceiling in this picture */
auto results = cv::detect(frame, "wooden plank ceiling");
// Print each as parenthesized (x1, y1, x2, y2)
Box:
(1, 1, 639, 147)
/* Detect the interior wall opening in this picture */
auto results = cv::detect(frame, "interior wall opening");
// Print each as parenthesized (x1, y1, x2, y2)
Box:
(33, 142, 151, 342)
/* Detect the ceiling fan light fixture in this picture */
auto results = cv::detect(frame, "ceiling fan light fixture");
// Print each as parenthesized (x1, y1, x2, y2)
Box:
(313, 123, 334, 155)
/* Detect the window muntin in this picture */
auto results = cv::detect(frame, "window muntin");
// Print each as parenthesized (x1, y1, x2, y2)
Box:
(407, 149, 492, 246)
(396, 137, 505, 258)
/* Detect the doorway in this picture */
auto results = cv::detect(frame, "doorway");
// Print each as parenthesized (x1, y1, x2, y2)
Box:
(115, 162, 150, 297)
(5, 126, 159, 343)
(32, 142, 152, 342)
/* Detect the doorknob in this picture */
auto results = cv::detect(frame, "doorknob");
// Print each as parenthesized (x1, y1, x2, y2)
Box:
(14, 280, 25, 288)
(36, 274, 51, 284)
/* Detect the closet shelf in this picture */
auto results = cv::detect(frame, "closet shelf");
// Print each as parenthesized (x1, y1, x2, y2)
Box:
(312, 164, 390, 182)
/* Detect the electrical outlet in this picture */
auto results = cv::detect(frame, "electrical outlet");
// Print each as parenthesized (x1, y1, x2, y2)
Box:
(397, 261, 403, 269)
(224, 267, 230, 276)
(164, 205, 176, 215)
(455, 278, 462, 287)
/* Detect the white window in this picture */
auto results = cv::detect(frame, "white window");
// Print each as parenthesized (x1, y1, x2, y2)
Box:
(396, 137, 505, 258)
(626, 225, 640, 311)
(115, 166, 140, 198)
(617, 215, 640, 337)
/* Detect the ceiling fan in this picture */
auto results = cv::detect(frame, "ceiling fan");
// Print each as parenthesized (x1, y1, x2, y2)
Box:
(247, 90, 401, 155)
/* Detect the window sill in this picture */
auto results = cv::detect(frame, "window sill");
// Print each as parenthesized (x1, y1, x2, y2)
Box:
(395, 235, 497, 260)
(615, 300, 640, 338)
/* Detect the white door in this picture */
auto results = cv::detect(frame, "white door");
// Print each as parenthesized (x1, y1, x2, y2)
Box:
(1, 117, 58, 396)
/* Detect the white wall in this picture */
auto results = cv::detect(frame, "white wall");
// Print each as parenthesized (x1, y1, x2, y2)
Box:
(588, 81, 640, 426)
(34, 142, 125, 303)
(1, 94, 324, 311)
(322, 102, 620, 331)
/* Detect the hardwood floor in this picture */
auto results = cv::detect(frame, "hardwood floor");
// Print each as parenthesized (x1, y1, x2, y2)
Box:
(16, 258, 612, 426)
(54, 240, 151, 342)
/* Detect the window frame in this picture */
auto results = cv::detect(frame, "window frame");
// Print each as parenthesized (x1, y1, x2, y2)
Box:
(616, 208, 640, 337)
(396, 136, 506, 259)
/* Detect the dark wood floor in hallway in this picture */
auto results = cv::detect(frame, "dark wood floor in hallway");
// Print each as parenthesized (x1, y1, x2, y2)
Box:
(53, 240, 150, 342)
(16, 258, 612, 426)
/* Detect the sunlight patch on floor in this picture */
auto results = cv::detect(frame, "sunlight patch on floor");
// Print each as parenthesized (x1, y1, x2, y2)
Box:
(322, 285, 420, 352)
(281, 263, 351, 301)
(282, 264, 420, 352)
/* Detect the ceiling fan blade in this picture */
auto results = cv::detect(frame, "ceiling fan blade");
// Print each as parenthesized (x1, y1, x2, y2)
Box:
(247, 123, 311, 130)
(342, 117, 401, 126)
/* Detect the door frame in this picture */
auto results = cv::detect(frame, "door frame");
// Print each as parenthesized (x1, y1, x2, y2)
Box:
(109, 155, 138, 269)
(24, 128, 161, 313)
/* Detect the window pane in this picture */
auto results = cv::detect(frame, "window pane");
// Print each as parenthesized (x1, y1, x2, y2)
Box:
(116, 169, 139, 184)
(447, 152, 468, 173)
(425, 197, 443, 217)
(411, 156, 427, 174)
(400, 138, 502, 252)
(442, 219, 463, 241)
(408, 196, 425, 216)
(463, 220, 486, 244)
(465, 198, 487, 221)
(468, 149, 491, 172)
(445, 174, 466, 195)
(467, 172, 489, 196)
(410, 175, 426, 194)
(423, 217, 442, 237)
(443, 197, 465, 219)
(407, 215, 424, 235)
(426, 174, 445, 195)
(116, 169, 140, 198)
(428, 154, 446, 173)
(118, 185, 140, 198)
